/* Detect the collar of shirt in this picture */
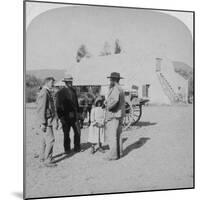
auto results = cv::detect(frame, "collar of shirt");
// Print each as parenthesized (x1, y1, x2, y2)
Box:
(43, 86, 51, 92)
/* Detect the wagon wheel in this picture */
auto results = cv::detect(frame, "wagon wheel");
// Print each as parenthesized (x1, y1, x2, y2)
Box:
(122, 101, 142, 130)
(123, 101, 134, 130)
(131, 104, 142, 125)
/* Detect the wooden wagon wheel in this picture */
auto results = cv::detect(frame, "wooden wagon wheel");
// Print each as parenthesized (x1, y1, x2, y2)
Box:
(122, 100, 142, 130)
(131, 104, 142, 125)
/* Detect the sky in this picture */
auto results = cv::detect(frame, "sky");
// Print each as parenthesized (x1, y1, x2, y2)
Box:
(26, 2, 193, 70)
(26, 2, 193, 35)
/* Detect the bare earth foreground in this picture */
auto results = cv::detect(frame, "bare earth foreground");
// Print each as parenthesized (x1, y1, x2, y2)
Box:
(25, 105, 193, 199)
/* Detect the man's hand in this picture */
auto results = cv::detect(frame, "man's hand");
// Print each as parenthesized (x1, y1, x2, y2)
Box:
(55, 119, 62, 130)
(77, 112, 82, 120)
(55, 121, 59, 130)
(60, 117, 66, 126)
(40, 124, 47, 132)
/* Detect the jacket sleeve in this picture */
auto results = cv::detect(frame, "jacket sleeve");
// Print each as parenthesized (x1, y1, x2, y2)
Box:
(72, 88, 80, 113)
(55, 91, 64, 119)
(107, 87, 120, 111)
(37, 90, 47, 125)
(75, 92, 80, 113)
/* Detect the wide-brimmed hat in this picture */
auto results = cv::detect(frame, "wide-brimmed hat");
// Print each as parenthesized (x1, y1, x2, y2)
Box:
(107, 72, 124, 79)
(62, 74, 73, 82)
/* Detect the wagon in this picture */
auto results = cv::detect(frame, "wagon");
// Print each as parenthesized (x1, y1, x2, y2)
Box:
(123, 90, 149, 130)
(74, 85, 149, 130)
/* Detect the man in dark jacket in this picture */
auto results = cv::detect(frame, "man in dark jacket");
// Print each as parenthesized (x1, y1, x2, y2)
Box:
(56, 74, 81, 153)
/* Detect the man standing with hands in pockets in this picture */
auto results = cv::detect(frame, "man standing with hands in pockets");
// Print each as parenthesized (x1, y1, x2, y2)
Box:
(36, 77, 58, 167)
(104, 72, 125, 161)
(56, 74, 81, 154)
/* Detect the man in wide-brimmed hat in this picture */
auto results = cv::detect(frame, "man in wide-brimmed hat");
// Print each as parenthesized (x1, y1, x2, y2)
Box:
(55, 74, 81, 153)
(104, 72, 125, 160)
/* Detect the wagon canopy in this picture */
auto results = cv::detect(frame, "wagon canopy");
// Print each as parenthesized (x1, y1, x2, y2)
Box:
(69, 54, 130, 87)
(68, 52, 189, 105)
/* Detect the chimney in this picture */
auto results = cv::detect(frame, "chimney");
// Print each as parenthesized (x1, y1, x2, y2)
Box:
(155, 58, 162, 72)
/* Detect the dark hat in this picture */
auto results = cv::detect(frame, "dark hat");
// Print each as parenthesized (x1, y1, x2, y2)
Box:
(107, 72, 124, 79)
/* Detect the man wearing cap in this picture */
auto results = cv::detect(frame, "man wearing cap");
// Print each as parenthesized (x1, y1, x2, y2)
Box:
(104, 72, 125, 160)
(56, 74, 81, 153)
(36, 77, 57, 167)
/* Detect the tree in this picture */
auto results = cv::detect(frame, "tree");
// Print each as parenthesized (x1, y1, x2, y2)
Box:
(76, 44, 91, 62)
(26, 74, 42, 102)
(26, 74, 42, 87)
(100, 41, 111, 56)
(114, 39, 122, 54)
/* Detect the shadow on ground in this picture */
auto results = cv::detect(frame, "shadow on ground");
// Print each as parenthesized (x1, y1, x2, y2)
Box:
(122, 137, 150, 157)
(124, 121, 157, 131)
(81, 142, 92, 151)
(52, 142, 92, 163)
(134, 121, 157, 127)
(122, 137, 128, 144)
(52, 152, 75, 163)
(52, 137, 150, 162)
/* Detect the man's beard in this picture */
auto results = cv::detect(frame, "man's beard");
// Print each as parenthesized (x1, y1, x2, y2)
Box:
(109, 83, 114, 89)
(66, 83, 72, 87)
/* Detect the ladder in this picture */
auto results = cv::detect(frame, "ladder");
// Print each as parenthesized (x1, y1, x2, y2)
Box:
(157, 72, 178, 103)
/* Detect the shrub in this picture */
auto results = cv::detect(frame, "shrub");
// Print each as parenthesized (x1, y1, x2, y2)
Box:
(26, 74, 42, 103)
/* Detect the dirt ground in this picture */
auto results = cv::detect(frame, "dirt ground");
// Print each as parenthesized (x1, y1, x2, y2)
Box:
(25, 104, 194, 199)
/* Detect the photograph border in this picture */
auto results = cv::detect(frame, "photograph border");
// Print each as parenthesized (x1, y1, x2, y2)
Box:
(23, 0, 195, 199)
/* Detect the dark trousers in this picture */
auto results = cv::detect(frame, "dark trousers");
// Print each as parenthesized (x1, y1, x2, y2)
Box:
(62, 120, 81, 152)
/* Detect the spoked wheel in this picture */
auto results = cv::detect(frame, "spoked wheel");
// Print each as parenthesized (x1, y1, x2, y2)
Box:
(122, 101, 142, 130)
(131, 104, 142, 125)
